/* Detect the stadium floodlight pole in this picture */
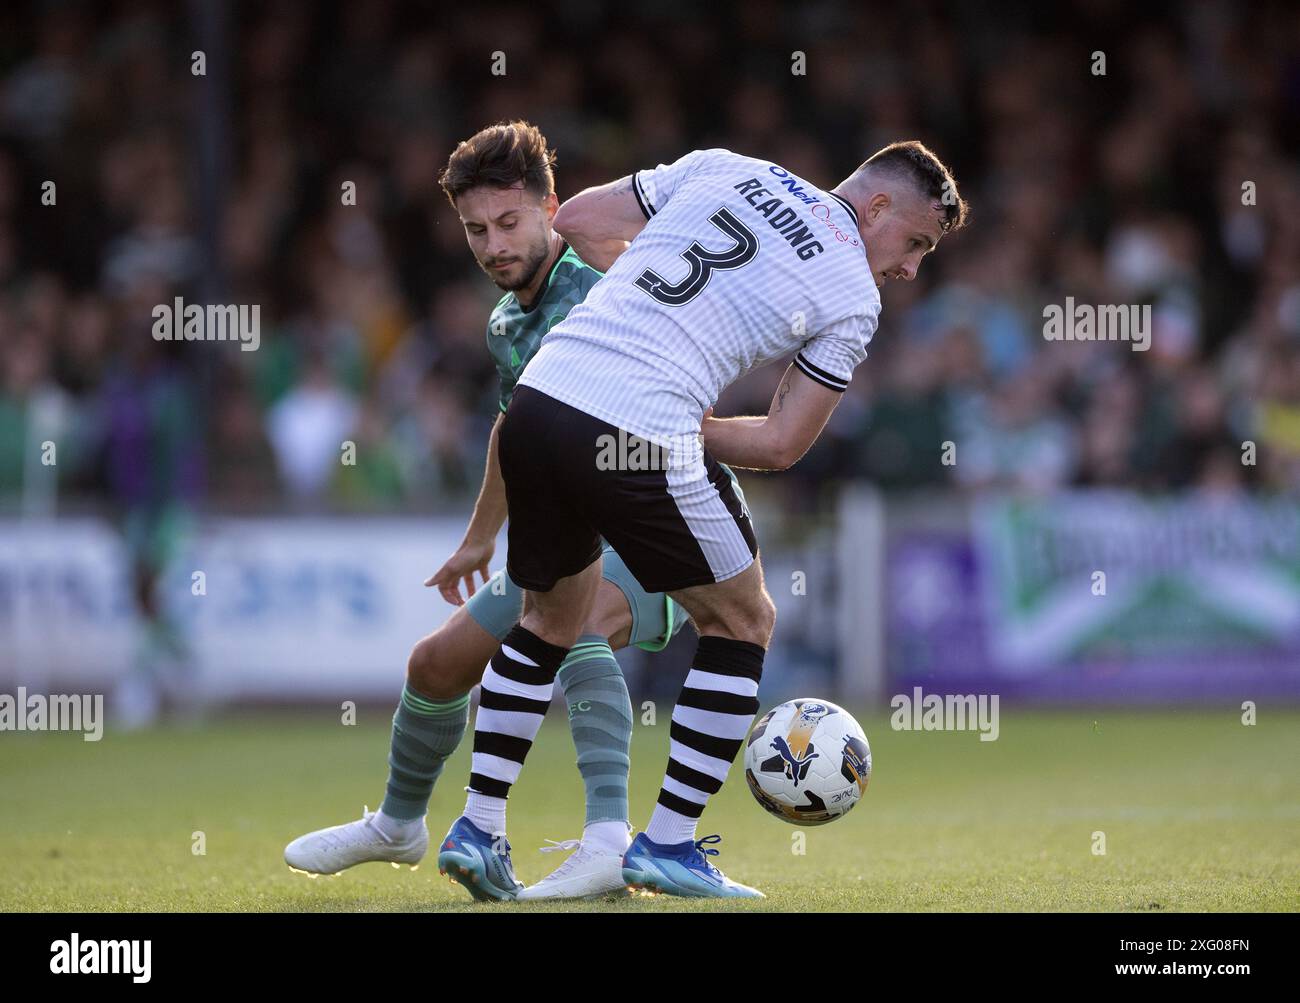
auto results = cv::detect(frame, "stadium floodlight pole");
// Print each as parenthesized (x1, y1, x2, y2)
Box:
(188, 0, 231, 308)
(836, 483, 887, 706)
(187, 0, 232, 493)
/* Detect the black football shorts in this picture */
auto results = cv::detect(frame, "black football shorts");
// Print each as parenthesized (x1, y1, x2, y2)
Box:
(498, 385, 757, 594)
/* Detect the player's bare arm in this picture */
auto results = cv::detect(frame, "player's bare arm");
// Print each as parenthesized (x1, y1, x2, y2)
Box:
(699, 363, 842, 471)
(425, 412, 506, 605)
(552, 175, 646, 271)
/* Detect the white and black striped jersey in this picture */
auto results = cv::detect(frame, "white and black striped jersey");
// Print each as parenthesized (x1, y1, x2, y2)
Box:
(517, 147, 881, 442)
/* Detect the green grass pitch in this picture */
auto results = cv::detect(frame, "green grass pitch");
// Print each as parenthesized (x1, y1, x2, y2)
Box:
(2, 708, 1297, 912)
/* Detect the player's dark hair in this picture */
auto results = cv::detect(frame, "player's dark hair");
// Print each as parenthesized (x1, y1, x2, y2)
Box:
(439, 120, 557, 206)
(863, 140, 969, 232)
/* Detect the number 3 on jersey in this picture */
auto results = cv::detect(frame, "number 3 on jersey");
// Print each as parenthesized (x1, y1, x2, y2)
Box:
(635, 207, 759, 307)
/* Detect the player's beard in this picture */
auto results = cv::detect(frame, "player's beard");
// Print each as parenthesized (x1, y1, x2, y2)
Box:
(481, 236, 551, 293)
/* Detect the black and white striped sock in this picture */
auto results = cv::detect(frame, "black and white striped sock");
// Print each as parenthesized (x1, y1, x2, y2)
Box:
(645, 635, 764, 846)
(464, 625, 569, 836)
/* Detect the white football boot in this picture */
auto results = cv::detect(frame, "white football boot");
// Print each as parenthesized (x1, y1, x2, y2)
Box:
(284, 806, 427, 875)
(517, 827, 633, 900)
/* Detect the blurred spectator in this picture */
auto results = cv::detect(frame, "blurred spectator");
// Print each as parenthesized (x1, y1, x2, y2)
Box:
(266, 350, 358, 503)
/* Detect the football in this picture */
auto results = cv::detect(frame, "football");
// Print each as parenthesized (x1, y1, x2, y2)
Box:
(743, 699, 872, 826)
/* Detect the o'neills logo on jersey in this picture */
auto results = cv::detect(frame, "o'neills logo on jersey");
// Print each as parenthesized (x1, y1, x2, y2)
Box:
(767, 166, 861, 248)
(764, 165, 820, 205)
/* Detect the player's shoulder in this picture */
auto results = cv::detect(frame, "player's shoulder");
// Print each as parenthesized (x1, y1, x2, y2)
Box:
(548, 244, 604, 300)
(688, 146, 743, 163)
(678, 147, 755, 173)
(641, 147, 752, 181)
(555, 243, 602, 279)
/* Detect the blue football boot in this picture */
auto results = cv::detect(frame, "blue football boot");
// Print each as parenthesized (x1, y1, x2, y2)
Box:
(621, 833, 764, 899)
(436, 816, 524, 902)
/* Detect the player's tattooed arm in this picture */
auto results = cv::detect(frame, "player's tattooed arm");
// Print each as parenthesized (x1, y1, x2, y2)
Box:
(701, 364, 841, 471)
(602, 176, 635, 200)
(553, 174, 646, 271)
(775, 376, 792, 413)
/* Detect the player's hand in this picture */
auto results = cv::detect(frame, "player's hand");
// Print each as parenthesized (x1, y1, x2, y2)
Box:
(425, 539, 495, 606)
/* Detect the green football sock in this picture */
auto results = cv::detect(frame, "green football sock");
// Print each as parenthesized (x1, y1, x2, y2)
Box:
(380, 685, 470, 821)
(557, 634, 633, 827)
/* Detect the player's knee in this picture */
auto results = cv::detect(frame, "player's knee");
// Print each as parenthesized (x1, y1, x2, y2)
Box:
(754, 592, 777, 644)
(739, 592, 776, 648)
(406, 634, 461, 701)
(581, 586, 633, 649)
(405, 636, 435, 692)
(691, 593, 775, 648)
(581, 608, 623, 640)
(731, 592, 776, 647)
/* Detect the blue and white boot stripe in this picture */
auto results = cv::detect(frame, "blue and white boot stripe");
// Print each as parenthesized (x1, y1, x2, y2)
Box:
(630, 857, 718, 895)
(436, 818, 522, 902)
(623, 834, 764, 899)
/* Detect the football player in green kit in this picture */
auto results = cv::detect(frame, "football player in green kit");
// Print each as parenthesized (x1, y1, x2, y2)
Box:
(285, 121, 748, 901)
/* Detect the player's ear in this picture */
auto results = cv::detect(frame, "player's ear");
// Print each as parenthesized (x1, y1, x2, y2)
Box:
(865, 191, 891, 224)
(542, 191, 559, 221)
